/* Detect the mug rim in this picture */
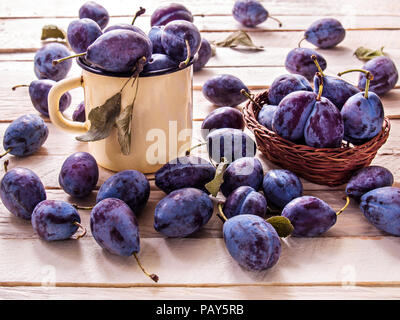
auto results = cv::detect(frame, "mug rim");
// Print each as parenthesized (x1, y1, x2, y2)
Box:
(76, 57, 194, 78)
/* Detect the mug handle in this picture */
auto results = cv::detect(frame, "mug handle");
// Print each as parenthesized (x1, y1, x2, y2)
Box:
(48, 76, 87, 134)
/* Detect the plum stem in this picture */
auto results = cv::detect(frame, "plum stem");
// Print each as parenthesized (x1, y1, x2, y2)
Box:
(217, 203, 228, 222)
(269, 15, 283, 27)
(336, 196, 350, 216)
(311, 55, 325, 77)
(3, 160, 9, 173)
(298, 37, 306, 48)
(72, 204, 94, 210)
(53, 52, 86, 65)
(0, 148, 11, 159)
(185, 142, 207, 156)
(316, 72, 324, 101)
(179, 40, 191, 69)
(337, 69, 374, 99)
(12, 84, 29, 91)
(241, 89, 262, 110)
(132, 7, 146, 25)
(73, 222, 87, 239)
(133, 253, 159, 283)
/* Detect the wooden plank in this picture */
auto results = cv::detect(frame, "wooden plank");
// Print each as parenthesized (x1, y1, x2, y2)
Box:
(0, 236, 400, 285)
(1, 285, 399, 300)
(1, 0, 400, 18)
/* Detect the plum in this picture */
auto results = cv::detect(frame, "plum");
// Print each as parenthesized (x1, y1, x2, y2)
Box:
(193, 38, 212, 72)
(285, 48, 326, 81)
(223, 186, 267, 218)
(232, 0, 282, 28)
(72, 102, 86, 122)
(303, 18, 345, 49)
(201, 107, 245, 139)
(268, 74, 312, 106)
(34, 43, 72, 81)
(148, 26, 165, 54)
(262, 169, 303, 209)
(151, 3, 193, 27)
(142, 54, 178, 74)
(202, 74, 249, 107)
(67, 18, 102, 54)
(154, 188, 213, 237)
(79, 1, 109, 29)
(0, 167, 46, 220)
(257, 104, 278, 130)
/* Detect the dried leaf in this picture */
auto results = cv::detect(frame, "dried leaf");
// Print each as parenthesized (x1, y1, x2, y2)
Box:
(266, 216, 294, 238)
(213, 31, 263, 51)
(76, 92, 121, 142)
(116, 102, 134, 155)
(205, 157, 229, 196)
(210, 43, 217, 57)
(41, 25, 67, 41)
(354, 46, 385, 61)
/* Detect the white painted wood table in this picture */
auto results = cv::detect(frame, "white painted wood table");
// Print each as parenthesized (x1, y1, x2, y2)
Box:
(0, 0, 400, 300)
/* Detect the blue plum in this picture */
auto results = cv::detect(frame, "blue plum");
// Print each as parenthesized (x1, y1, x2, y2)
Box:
(341, 91, 384, 142)
(207, 128, 256, 163)
(161, 20, 201, 64)
(221, 157, 263, 197)
(282, 196, 337, 237)
(86, 30, 152, 73)
(268, 74, 312, 106)
(31, 200, 81, 241)
(72, 101, 86, 122)
(154, 188, 213, 237)
(223, 214, 281, 271)
(360, 187, 400, 236)
(223, 186, 267, 218)
(155, 156, 216, 194)
(202, 74, 249, 107)
(0, 167, 46, 220)
(142, 54, 178, 74)
(257, 104, 278, 130)
(91, 198, 140, 255)
(304, 18, 345, 49)
(346, 166, 394, 200)
(79, 1, 109, 29)
(285, 48, 327, 81)
(96, 170, 150, 214)
(104, 24, 147, 38)
(232, 0, 281, 28)
(193, 38, 212, 72)
(358, 56, 399, 96)
(34, 43, 72, 81)
(148, 26, 165, 54)
(201, 107, 245, 139)
(3, 114, 49, 157)
(151, 3, 193, 27)
(262, 169, 303, 209)
(67, 18, 102, 54)
(59, 152, 99, 198)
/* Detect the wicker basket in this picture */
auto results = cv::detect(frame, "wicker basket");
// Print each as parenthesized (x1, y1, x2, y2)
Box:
(243, 90, 391, 187)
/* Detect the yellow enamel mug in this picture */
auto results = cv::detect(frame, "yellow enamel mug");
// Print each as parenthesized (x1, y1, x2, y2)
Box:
(48, 57, 193, 173)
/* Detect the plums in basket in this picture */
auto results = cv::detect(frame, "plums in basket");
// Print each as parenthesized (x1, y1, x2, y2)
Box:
(223, 214, 281, 271)
(155, 156, 216, 194)
(223, 186, 267, 218)
(282, 196, 337, 237)
(142, 54, 178, 74)
(346, 166, 394, 200)
(151, 3, 194, 27)
(257, 104, 278, 130)
(86, 30, 152, 73)
(262, 169, 303, 209)
(72, 101, 86, 122)
(34, 43, 72, 81)
(268, 74, 312, 106)
(202, 74, 249, 107)
(232, 0, 282, 28)
(0, 167, 46, 220)
(207, 128, 256, 163)
(303, 18, 345, 49)
(358, 56, 399, 96)
(360, 187, 400, 236)
(67, 18, 103, 54)
(201, 107, 245, 139)
(96, 170, 150, 214)
(285, 48, 327, 81)
(154, 188, 213, 238)
(59, 152, 99, 198)
(220, 157, 264, 197)
(79, 1, 109, 30)
(3, 114, 49, 157)
(148, 26, 165, 54)
(193, 38, 213, 72)
(32, 200, 81, 241)
(161, 20, 201, 64)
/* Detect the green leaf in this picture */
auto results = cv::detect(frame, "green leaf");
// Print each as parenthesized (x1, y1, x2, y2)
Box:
(205, 157, 229, 196)
(116, 102, 134, 155)
(266, 216, 294, 238)
(41, 25, 67, 41)
(213, 31, 263, 51)
(354, 46, 385, 61)
(76, 92, 121, 142)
